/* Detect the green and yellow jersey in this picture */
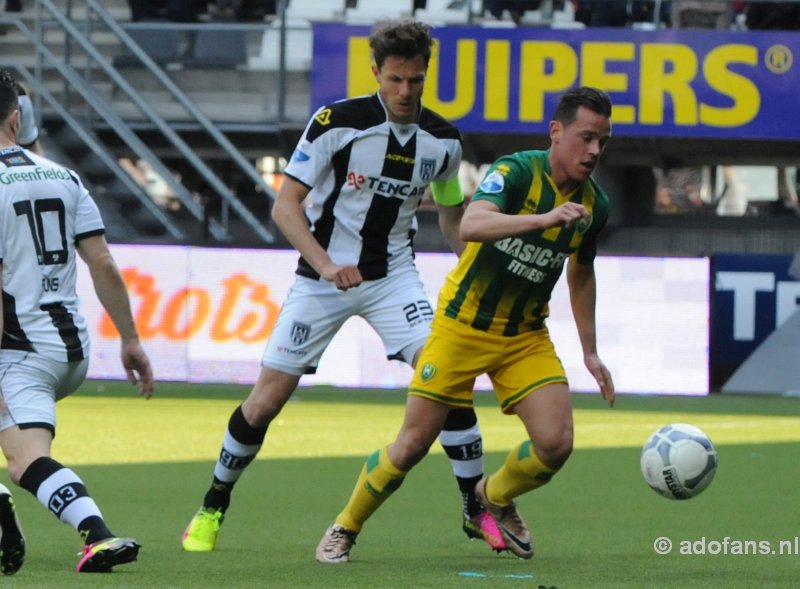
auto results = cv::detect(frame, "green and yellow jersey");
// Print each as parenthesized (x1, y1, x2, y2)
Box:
(439, 149, 610, 336)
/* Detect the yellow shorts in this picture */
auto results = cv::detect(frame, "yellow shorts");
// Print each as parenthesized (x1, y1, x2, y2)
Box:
(408, 315, 567, 414)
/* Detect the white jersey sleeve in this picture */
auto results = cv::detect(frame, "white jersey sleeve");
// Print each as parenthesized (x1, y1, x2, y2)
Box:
(284, 103, 356, 190)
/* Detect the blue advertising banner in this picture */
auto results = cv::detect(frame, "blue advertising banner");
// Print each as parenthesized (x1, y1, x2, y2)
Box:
(711, 254, 800, 391)
(311, 23, 798, 140)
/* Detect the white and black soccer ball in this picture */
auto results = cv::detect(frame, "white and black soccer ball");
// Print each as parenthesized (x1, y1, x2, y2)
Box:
(640, 423, 718, 500)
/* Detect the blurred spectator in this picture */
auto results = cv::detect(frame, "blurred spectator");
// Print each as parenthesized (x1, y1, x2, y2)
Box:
(574, 1, 671, 27)
(630, 0, 671, 26)
(1, 0, 22, 33)
(746, 2, 800, 30)
(574, 0, 628, 26)
(127, 0, 209, 22)
(167, 0, 208, 22)
(128, 0, 274, 21)
(127, 0, 167, 21)
(485, 0, 543, 25)
(213, 0, 276, 21)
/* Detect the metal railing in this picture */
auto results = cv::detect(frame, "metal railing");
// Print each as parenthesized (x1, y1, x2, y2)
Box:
(0, 15, 186, 239)
(4, 0, 281, 243)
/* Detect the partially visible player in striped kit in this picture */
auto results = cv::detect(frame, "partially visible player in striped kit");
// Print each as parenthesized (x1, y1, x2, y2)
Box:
(318, 86, 617, 562)
(182, 20, 501, 556)
(0, 70, 153, 574)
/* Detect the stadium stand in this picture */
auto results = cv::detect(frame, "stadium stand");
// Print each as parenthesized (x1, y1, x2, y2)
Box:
(344, 0, 415, 23)
(284, 0, 345, 22)
(1, 0, 798, 254)
(248, 19, 313, 71)
(183, 28, 249, 67)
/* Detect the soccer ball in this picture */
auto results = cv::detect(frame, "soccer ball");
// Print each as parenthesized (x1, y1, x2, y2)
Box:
(640, 423, 718, 500)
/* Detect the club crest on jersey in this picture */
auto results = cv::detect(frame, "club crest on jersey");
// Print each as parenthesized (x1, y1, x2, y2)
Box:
(479, 171, 505, 194)
(575, 214, 592, 234)
(419, 158, 436, 182)
(290, 321, 311, 346)
(314, 108, 332, 126)
(420, 362, 437, 382)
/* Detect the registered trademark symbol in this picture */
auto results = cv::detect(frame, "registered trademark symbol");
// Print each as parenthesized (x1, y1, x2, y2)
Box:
(765, 44, 793, 74)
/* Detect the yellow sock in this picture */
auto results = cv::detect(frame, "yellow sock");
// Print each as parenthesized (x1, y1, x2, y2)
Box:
(485, 441, 557, 506)
(335, 446, 407, 533)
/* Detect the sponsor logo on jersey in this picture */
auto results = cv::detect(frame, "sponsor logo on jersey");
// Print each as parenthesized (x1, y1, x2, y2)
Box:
(276, 346, 308, 357)
(290, 321, 311, 345)
(290, 149, 310, 162)
(347, 171, 365, 189)
(494, 238, 570, 283)
(420, 362, 436, 382)
(0, 167, 73, 185)
(419, 158, 436, 182)
(314, 108, 332, 126)
(496, 164, 511, 175)
(479, 171, 504, 194)
(385, 153, 415, 165)
(346, 172, 426, 198)
(495, 238, 569, 268)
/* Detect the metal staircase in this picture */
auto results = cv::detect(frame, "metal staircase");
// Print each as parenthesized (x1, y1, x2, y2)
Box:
(0, 0, 280, 245)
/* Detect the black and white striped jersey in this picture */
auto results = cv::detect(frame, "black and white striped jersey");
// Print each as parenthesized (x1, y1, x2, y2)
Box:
(0, 146, 105, 362)
(284, 92, 462, 281)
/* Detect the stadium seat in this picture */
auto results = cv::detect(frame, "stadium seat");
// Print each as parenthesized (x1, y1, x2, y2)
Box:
(114, 26, 181, 67)
(248, 19, 313, 72)
(285, 0, 344, 22)
(671, 0, 733, 29)
(550, 0, 584, 28)
(344, 0, 414, 24)
(184, 29, 248, 68)
(414, 0, 471, 24)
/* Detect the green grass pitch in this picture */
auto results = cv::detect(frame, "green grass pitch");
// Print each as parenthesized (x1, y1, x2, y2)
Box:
(4, 380, 800, 588)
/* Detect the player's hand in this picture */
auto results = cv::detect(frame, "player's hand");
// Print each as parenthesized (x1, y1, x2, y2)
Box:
(121, 338, 154, 399)
(544, 202, 589, 229)
(320, 263, 363, 291)
(585, 353, 615, 407)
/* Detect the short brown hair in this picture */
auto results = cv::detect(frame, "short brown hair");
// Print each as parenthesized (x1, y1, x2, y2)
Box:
(369, 20, 433, 69)
(553, 87, 612, 126)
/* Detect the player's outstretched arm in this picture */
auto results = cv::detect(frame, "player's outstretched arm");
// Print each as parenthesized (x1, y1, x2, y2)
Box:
(76, 234, 154, 398)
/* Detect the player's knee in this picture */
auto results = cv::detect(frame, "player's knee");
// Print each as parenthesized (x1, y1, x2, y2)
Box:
(242, 395, 283, 425)
(392, 433, 433, 471)
(535, 428, 573, 469)
(243, 378, 297, 425)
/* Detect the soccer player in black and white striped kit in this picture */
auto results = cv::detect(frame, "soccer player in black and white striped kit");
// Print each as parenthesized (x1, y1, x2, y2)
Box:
(0, 70, 154, 574)
(182, 20, 504, 557)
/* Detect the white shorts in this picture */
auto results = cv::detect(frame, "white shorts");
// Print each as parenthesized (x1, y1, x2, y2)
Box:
(261, 265, 434, 375)
(0, 351, 89, 434)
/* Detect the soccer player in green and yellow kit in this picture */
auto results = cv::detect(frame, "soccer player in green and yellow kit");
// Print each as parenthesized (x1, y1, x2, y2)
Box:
(316, 86, 617, 562)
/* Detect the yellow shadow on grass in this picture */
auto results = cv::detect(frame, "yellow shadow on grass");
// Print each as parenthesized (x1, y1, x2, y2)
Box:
(49, 396, 800, 466)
